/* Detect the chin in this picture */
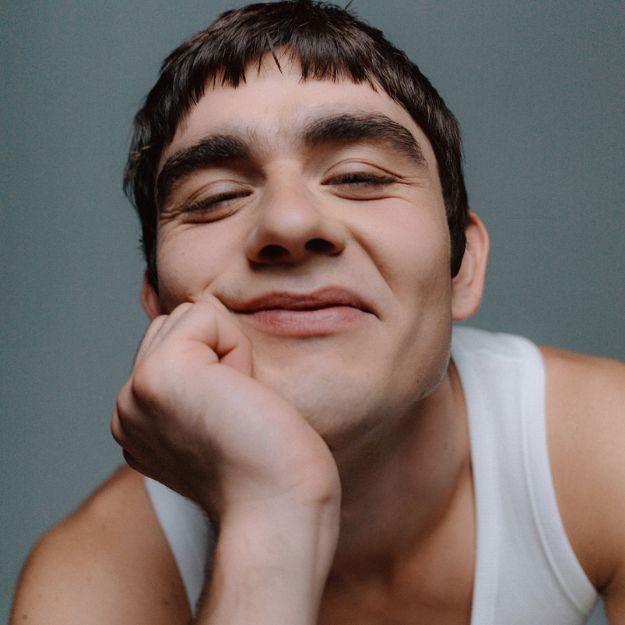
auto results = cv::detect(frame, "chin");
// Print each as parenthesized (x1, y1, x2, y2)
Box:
(252, 360, 426, 453)
(248, 324, 453, 448)
(253, 362, 368, 436)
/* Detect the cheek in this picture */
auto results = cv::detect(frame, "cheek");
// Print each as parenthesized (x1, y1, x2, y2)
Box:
(154, 228, 227, 311)
(362, 203, 451, 298)
(395, 216, 453, 329)
(367, 206, 453, 393)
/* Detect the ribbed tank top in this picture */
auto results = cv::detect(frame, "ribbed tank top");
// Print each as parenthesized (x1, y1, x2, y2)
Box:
(145, 327, 598, 623)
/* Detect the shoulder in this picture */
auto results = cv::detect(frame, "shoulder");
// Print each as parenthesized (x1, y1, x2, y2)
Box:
(542, 346, 625, 597)
(10, 466, 190, 625)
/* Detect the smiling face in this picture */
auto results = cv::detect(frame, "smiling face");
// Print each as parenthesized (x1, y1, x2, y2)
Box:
(144, 57, 472, 442)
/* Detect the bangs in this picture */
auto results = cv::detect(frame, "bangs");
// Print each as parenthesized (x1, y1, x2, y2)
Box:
(154, 2, 395, 145)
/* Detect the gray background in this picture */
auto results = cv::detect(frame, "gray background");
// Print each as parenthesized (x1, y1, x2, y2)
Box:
(2, 1, 623, 623)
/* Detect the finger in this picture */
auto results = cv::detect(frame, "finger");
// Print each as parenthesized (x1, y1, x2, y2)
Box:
(159, 300, 253, 375)
(134, 314, 168, 364)
(111, 379, 135, 445)
(198, 294, 231, 316)
(196, 296, 253, 374)
(110, 407, 125, 445)
(135, 302, 194, 362)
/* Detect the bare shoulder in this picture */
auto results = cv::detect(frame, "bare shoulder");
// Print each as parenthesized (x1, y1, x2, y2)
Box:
(542, 347, 625, 604)
(10, 465, 190, 625)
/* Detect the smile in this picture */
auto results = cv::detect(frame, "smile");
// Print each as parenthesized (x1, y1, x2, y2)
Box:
(229, 287, 374, 337)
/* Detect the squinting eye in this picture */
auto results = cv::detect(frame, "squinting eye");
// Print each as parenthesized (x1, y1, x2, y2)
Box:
(183, 191, 249, 212)
(326, 172, 397, 186)
(178, 190, 251, 222)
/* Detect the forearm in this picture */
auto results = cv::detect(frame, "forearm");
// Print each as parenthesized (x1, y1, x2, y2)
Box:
(194, 500, 340, 625)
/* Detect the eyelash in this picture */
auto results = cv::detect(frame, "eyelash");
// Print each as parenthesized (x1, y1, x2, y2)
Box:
(182, 190, 250, 215)
(326, 172, 397, 186)
(177, 171, 396, 219)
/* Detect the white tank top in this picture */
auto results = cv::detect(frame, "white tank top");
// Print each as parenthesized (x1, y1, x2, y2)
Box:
(145, 327, 598, 623)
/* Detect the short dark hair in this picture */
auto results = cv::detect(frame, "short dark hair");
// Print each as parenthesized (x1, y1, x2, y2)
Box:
(124, 0, 469, 288)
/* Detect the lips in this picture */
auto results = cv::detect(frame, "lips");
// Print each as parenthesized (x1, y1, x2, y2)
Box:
(231, 287, 372, 314)
(227, 287, 374, 336)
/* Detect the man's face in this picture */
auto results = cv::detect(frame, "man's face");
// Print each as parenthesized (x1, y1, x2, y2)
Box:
(149, 57, 456, 441)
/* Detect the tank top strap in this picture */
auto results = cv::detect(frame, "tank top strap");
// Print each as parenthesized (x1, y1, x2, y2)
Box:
(452, 327, 597, 624)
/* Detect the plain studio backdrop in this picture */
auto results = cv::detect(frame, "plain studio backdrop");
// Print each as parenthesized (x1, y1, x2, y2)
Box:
(1, 1, 623, 622)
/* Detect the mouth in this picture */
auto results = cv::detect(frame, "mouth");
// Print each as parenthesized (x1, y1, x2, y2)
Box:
(228, 287, 374, 337)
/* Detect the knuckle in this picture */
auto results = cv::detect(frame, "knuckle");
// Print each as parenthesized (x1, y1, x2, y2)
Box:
(114, 380, 135, 420)
(110, 411, 125, 444)
(131, 355, 166, 405)
(122, 449, 142, 473)
(173, 301, 193, 315)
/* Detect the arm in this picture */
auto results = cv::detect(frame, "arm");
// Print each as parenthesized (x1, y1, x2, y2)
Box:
(597, 357, 625, 625)
(9, 467, 192, 625)
(198, 498, 339, 625)
(113, 301, 339, 625)
(111, 299, 341, 623)
(544, 348, 625, 623)
(12, 300, 341, 624)
(10, 468, 339, 625)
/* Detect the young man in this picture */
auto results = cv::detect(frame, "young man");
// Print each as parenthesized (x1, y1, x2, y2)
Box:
(10, 2, 625, 624)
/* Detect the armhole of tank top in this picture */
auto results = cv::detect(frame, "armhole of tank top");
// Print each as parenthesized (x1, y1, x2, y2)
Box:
(520, 339, 598, 615)
(144, 476, 214, 614)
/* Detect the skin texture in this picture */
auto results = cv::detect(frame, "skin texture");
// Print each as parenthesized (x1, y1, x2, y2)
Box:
(10, 58, 625, 625)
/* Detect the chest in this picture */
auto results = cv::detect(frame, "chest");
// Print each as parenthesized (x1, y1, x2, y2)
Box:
(317, 572, 474, 625)
(317, 511, 476, 625)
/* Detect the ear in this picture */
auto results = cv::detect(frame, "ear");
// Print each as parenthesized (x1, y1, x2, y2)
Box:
(141, 271, 162, 320)
(451, 211, 490, 321)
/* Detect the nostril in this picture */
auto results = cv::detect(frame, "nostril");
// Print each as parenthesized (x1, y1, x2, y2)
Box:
(305, 238, 335, 253)
(254, 238, 339, 263)
(259, 244, 289, 260)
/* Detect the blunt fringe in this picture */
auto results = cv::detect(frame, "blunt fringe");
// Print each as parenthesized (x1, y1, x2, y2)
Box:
(124, 0, 469, 287)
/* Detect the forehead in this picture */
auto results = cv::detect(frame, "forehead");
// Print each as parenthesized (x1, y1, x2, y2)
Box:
(162, 56, 437, 167)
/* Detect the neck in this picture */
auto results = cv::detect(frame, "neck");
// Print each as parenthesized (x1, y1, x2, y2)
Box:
(328, 361, 471, 582)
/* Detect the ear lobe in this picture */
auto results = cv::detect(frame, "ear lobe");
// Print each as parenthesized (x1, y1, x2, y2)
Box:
(141, 271, 162, 320)
(451, 211, 490, 321)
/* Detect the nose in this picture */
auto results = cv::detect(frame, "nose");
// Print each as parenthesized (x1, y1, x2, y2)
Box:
(244, 172, 346, 265)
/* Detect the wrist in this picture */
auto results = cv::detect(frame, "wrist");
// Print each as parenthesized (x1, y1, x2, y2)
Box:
(199, 499, 339, 625)
(221, 491, 341, 571)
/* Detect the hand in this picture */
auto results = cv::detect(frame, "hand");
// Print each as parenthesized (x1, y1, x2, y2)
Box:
(111, 298, 340, 520)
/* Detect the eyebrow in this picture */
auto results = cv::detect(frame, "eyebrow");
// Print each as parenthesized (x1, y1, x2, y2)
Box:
(156, 112, 426, 209)
(304, 112, 425, 167)
(156, 134, 250, 209)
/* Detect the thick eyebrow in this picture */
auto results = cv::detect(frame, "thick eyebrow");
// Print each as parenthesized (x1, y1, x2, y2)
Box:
(303, 112, 426, 167)
(156, 134, 250, 209)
